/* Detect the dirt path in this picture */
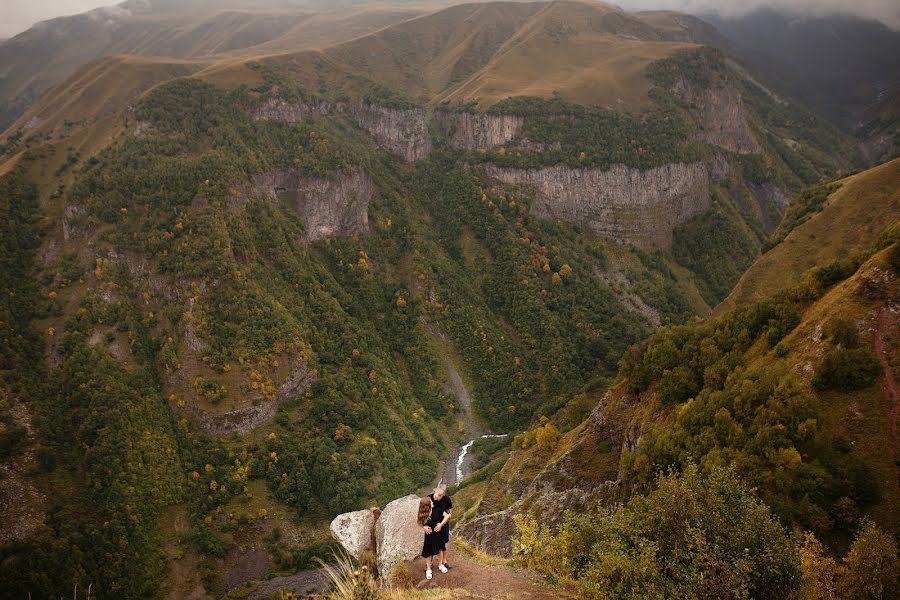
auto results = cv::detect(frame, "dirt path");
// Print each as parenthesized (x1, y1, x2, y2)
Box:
(873, 305, 899, 462)
(406, 550, 572, 599)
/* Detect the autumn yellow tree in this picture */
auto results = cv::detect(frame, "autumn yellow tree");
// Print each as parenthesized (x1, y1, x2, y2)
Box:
(798, 532, 837, 600)
(838, 521, 899, 599)
(535, 421, 560, 451)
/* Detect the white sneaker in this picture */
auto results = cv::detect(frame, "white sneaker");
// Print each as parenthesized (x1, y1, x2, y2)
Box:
(426, 569, 433, 580)
(438, 563, 448, 573)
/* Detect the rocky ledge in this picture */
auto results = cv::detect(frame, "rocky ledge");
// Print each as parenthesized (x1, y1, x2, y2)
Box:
(254, 98, 431, 163)
(435, 111, 523, 151)
(486, 161, 712, 248)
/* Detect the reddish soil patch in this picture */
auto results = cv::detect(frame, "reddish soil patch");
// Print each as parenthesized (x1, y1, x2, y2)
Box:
(873, 305, 900, 462)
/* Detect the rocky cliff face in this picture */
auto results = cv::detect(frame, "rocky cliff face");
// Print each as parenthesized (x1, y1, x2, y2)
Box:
(696, 83, 763, 154)
(435, 111, 523, 150)
(253, 98, 431, 162)
(485, 162, 712, 248)
(350, 103, 432, 163)
(246, 167, 373, 243)
(672, 78, 762, 155)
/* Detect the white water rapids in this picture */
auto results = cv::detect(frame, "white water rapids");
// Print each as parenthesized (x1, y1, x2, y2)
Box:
(455, 434, 508, 482)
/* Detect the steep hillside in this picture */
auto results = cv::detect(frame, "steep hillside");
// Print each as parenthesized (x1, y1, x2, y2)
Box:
(236, 4, 434, 54)
(3, 54, 206, 142)
(436, 1, 692, 109)
(720, 158, 900, 312)
(0, 72, 709, 597)
(706, 8, 900, 167)
(456, 176, 900, 562)
(856, 84, 900, 165)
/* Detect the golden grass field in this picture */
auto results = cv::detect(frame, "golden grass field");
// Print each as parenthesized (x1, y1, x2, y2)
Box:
(439, 1, 695, 109)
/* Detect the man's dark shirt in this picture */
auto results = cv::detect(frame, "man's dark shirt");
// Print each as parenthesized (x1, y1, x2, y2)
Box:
(429, 493, 452, 542)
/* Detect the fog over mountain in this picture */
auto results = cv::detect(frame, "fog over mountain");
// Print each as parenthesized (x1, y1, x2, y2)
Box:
(616, 0, 900, 28)
(3, 0, 900, 38)
(3, 1, 111, 38)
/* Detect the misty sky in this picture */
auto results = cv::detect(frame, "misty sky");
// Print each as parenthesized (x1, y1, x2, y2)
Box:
(2, 0, 899, 38)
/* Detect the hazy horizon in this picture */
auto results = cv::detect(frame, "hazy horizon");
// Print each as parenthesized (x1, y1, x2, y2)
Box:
(1, 0, 898, 38)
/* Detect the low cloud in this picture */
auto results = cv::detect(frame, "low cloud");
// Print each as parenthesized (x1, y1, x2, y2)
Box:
(2, 0, 898, 39)
(615, 0, 900, 29)
(2, 1, 114, 38)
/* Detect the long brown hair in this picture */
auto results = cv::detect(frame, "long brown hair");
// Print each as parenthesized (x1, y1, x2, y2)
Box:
(417, 496, 432, 527)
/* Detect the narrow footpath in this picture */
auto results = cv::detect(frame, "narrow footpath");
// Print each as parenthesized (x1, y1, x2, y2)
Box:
(407, 550, 572, 599)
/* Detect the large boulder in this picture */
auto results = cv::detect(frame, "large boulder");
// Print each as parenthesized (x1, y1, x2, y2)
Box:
(375, 494, 423, 577)
(330, 508, 377, 559)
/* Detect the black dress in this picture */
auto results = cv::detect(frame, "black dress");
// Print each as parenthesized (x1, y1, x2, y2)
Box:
(421, 504, 446, 558)
(429, 493, 453, 545)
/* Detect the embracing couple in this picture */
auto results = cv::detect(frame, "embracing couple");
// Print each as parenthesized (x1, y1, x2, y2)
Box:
(416, 486, 453, 580)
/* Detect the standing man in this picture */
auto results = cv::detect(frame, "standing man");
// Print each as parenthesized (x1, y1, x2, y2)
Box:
(429, 486, 453, 572)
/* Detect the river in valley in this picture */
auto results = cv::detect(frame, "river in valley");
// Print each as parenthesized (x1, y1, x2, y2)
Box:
(435, 352, 508, 485)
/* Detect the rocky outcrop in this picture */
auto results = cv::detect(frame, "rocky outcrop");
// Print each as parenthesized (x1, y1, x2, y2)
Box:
(707, 154, 731, 182)
(253, 98, 431, 162)
(330, 495, 422, 578)
(457, 395, 624, 555)
(435, 111, 523, 150)
(486, 162, 711, 248)
(62, 204, 87, 241)
(375, 495, 424, 578)
(253, 97, 331, 122)
(245, 167, 372, 243)
(671, 77, 761, 155)
(350, 103, 431, 163)
(457, 486, 609, 556)
(181, 357, 315, 437)
(330, 508, 380, 560)
(695, 84, 762, 154)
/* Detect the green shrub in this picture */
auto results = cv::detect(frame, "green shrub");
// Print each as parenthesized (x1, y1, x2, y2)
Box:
(813, 348, 881, 391)
(515, 465, 800, 599)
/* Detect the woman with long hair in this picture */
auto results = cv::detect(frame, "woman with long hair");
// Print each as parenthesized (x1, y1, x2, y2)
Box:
(418, 496, 445, 580)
